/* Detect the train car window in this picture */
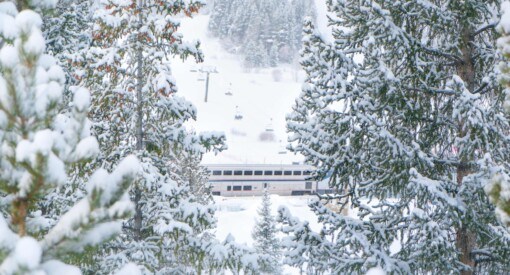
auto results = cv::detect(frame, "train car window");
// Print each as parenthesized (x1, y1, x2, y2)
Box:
(243, 186, 252, 191)
(223, 170, 233, 176)
(234, 170, 243, 175)
(254, 170, 263, 175)
(264, 170, 273, 176)
(233, 186, 242, 191)
(244, 170, 253, 175)
(212, 191, 220, 196)
(305, 182, 313, 189)
(303, 170, 311, 175)
(227, 186, 231, 191)
(293, 171, 302, 176)
(284, 171, 292, 175)
(212, 170, 222, 175)
(274, 171, 283, 175)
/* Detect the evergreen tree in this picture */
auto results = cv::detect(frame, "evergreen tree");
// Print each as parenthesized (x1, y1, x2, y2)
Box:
(278, 205, 331, 274)
(208, 0, 230, 38)
(487, 1, 510, 230)
(0, 2, 139, 273)
(268, 43, 279, 67)
(243, 41, 268, 68)
(37, 0, 96, 245)
(83, 0, 227, 273)
(43, 0, 93, 106)
(287, 1, 510, 274)
(252, 189, 281, 274)
(221, 234, 258, 275)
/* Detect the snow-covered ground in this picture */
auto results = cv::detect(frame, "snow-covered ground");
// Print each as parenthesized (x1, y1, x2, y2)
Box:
(214, 195, 322, 245)
(214, 195, 322, 274)
(172, 14, 305, 165)
(171, 0, 334, 165)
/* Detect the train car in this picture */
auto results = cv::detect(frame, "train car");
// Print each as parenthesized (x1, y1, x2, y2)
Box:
(205, 164, 318, 196)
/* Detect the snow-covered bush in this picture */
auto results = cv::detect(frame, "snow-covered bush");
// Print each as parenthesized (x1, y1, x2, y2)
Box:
(0, 3, 139, 274)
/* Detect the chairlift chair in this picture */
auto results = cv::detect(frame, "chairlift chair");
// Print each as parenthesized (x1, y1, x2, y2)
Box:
(225, 82, 233, 96)
(265, 118, 274, 132)
(278, 140, 287, 154)
(234, 106, 243, 120)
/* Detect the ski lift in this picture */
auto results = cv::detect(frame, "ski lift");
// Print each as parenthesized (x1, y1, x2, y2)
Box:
(225, 83, 233, 96)
(234, 106, 243, 120)
(278, 140, 287, 154)
(265, 118, 274, 132)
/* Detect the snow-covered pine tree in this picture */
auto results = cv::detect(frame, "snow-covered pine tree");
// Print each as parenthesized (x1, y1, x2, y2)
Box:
(277, 205, 330, 274)
(177, 152, 213, 205)
(0, 2, 139, 274)
(487, 1, 510, 230)
(220, 234, 258, 275)
(289, 0, 315, 49)
(43, 0, 93, 104)
(36, 0, 95, 242)
(208, 0, 232, 39)
(84, 0, 227, 273)
(287, 1, 510, 274)
(252, 188, 281, 274)
(244, 40, 269, 68)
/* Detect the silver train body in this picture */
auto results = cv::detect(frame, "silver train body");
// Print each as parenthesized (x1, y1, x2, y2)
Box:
(205, 164, 326, 196)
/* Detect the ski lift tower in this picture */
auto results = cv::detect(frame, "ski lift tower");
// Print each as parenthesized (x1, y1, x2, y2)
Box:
(190, 66, 218, 102)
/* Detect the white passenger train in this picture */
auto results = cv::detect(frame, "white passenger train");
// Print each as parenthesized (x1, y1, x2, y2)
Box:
(205, 164, 327, 196)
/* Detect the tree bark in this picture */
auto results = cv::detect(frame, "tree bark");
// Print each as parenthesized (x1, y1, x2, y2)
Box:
(455, 24, 477, 275)
(456, 163, 476, 274)
(15, 0, 30, 11)
(133, 186, 142, 241)
(135, 2, 144, 152)
(11, 198, 28, 236)
(132, 0, 144, 242)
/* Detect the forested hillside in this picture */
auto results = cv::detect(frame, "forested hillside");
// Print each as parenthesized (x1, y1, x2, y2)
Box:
(208, 0, 315, 68)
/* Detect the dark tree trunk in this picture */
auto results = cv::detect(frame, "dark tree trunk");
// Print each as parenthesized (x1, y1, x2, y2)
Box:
(455, 24, 477, 275)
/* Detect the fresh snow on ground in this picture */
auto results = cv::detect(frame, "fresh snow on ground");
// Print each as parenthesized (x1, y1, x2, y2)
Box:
(172, 1, 333, 165)
(214, 195, 322, 245)
(172, 14, 305, 165)
(214, 195, 322, 274)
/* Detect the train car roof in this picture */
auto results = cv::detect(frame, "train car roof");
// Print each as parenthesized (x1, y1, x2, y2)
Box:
(203, 163, 315, 169)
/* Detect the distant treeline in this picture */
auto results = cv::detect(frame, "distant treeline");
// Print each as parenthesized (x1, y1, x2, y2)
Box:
(208, 0, 315, 68)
